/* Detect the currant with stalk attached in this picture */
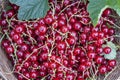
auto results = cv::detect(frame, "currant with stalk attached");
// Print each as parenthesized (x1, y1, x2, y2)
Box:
(0, 0, 117, 80)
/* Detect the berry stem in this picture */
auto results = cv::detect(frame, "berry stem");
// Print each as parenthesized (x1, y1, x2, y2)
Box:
(18, 44, 47, 71)
(103, 66, 117, 80)
(0, 34, 5, 43)
(15, 71, 30, 80)
(58, 1, 79, 15)
(5, 31, 18, 62)
(54, 59, 77, 74)
(103, 17, 120, 29)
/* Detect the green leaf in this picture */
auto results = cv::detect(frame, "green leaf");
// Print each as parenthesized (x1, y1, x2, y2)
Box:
(106, 0, 117, 6)
(87, 0, 106, 26)
(110, 0, 120, 16)
(105, 0, 120, 16)
(103, 42, 117, 60)
(9, 0, 50, 20)
(113, 7, 120, 16)
(9, 0, 34, 6)
(87, 0, 120, 26)
(5, 6, 12, 11)
(9, 0, 17, 3)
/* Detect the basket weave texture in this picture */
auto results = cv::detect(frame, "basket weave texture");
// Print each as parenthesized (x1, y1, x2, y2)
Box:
(0, 0, 120, 80)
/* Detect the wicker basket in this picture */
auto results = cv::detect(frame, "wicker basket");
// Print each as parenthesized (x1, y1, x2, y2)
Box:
(0, 47, 17, 80)
(0, 0, 120, 80)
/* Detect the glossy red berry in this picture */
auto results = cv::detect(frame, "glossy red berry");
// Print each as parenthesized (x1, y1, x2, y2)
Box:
(55, 4, 61, 12)
(108, 28, 115, 36)
(73, 47, 81, 55)
(65, 73, 74, 80)
(38, 18, 45, 25)
(63, 0, 70, 6)
(103, 47, 111, 54)
(39, 52, 48, 61)
(73, 22, 82, 31)
(96, 47, 103, 54)
(91, 31, 98, 39)
(37, 25, 47, 35)
(57, 41, 66, 50)
(98, 65, 107, 74)
(80, 33, 87, 40)
(56, 71, 64, 79)
(16, 50, 24, 58)
(0, 1, 117, 80)
(81, 17, 91, 24)
(11, 4, 19, 10)
(20, 43, 29, 52)
(60, 25, 68, 33)
(23, 61, 30, 68)
(58, 19, 66, 27)
(102, 27, 108, 34)
(95, 56, 104, 64)
(5, 46, 14, 54)
(30, 71, 38, 79)
(79, 64, 86, 71)
(102, 8, 112, 17)
(108, 60, 116, 67)
(15, 25, 25, 34)
(85, 60, 92, 67)
(87, 52, 96, 59)
(87, 45, 95, 52)
(67, 37, 76, 45)
(1, 39, 10, 48)
(98, 31, 104, 38)
(6, 9, 15, 18)
(24, 72, 30, 79)
(12, 33, 21, 41)
(17, 74, 24, 80)
(0, 19, 8, 26)
(44, 15, 53, 24)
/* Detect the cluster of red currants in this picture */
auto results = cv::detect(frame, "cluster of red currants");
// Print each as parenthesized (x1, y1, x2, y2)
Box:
(0, 0, 117, 80)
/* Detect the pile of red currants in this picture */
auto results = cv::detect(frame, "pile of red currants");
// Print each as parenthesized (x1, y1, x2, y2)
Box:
(0, 0, 117, 80)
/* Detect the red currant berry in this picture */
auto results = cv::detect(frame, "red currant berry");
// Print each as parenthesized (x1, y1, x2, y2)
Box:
(103, 47, 111, 54)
